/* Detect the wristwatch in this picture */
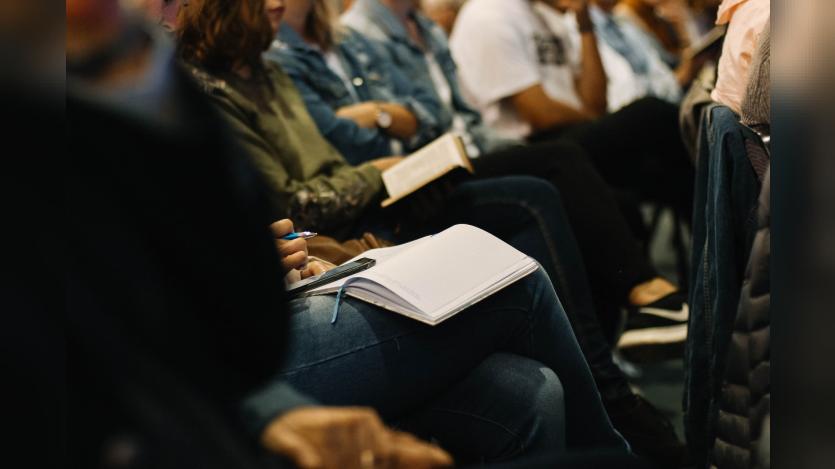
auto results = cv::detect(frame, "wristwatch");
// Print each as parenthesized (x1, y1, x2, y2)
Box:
(375, 105, 393, 129)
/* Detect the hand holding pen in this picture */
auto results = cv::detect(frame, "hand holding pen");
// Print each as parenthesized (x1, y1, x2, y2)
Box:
(271, 219, 316, 273)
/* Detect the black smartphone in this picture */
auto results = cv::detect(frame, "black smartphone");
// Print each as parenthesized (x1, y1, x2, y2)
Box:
(286, 257, 376, 296)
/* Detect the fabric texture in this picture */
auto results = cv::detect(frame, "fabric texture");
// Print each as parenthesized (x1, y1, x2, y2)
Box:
(685, 105, 765, 467)
(265, 25, 445, 163)
(184, 61, 383, 233)
(709, 167, 770, 469)
(710, 0, 769, 115)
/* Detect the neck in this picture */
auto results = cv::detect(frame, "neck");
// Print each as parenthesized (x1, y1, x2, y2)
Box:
(380, 0, 414, 22)
(282, 9, 310, 43)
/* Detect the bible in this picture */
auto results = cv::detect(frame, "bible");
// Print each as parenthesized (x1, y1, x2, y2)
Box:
(298, 224, 538, 326)
(380, 132, 474, 208)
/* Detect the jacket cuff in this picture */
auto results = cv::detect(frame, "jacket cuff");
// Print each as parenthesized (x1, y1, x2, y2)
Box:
(356, 162, 384, 194)
(240, 382, 319, 437)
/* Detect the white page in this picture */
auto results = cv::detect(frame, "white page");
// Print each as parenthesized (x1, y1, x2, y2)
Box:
(359, 225, 530, 313)
(382, 133, 464, 198)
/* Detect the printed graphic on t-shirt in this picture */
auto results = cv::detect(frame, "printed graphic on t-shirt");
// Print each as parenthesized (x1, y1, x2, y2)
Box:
(533, 33, 567, 66)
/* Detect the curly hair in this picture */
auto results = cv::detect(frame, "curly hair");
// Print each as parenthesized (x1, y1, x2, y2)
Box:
(177, 0, 273, 72)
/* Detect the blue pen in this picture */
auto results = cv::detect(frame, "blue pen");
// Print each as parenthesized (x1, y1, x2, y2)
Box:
(281, 231, 318, 240)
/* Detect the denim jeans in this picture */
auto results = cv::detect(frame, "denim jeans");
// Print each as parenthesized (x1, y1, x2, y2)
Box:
(423, 176, 637, 404)
(244, 268, 626, 463)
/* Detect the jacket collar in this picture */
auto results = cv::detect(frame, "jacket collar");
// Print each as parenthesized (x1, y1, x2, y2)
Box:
(275, 23, 318, 53)
(349, 0, 440, 52)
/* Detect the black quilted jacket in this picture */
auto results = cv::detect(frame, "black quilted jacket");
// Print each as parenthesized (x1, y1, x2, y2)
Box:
(710, 167, 771, 469)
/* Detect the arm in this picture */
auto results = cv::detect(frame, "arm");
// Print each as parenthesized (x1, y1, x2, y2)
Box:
(283, 71, 395, 164)
(570, 1, 607, 116)
(509, 84, 594, 131)
(334, 101, 418, 140)
(211, 96, 384, 232)
(355, 31, 448, 148)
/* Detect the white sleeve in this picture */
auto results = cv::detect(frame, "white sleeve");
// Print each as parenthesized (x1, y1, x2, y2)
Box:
(450, 10, 541, 107)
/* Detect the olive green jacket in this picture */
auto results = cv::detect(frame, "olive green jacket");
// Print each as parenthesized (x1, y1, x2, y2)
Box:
(185, 61, 383, 232)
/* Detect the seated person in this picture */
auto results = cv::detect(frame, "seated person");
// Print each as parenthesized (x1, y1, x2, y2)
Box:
(709, 0, 769, 115)
(589, 0, 705, 111)
(175, 0, 684, 465)
(256, 217, 628, 463)
(615, 0, 703, 66)
(442, 0, 694, 216)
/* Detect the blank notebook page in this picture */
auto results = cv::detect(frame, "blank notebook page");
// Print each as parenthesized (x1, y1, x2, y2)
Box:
(359, 225, 530, 314)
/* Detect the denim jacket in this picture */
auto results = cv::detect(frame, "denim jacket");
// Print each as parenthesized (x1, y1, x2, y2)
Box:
(264, 25, 444, 165)
(342, 0, 511, 154)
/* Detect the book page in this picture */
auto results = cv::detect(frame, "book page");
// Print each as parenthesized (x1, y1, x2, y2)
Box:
(381, 133, 471, 205)
(359, 225, 531, 314)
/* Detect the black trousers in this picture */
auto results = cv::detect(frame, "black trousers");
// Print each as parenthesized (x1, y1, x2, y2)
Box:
(472, 139, 658, 332)
(532, 96, 696, 220)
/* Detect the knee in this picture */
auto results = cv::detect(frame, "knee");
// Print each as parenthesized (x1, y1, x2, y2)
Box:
(481, 354, 566, 457)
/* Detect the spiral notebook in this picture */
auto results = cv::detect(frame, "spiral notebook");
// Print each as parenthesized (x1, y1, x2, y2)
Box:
(302, 224, 538, 325)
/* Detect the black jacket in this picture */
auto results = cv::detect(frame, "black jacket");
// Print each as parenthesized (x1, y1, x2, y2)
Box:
(67, 52, 308, 469)
(711, 167, 771, 469)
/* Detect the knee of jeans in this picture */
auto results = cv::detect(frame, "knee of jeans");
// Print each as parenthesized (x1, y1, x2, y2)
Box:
(504, 176, 563, 209)
(488, 355, 566, 455)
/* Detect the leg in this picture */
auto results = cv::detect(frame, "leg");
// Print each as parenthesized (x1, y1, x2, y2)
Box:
(397, 353, 565, 465)
(543, 97, 696, 218)
(428, 176, 635, 404)
(472, 142, 659, 317)
(243, 268, 626, 454)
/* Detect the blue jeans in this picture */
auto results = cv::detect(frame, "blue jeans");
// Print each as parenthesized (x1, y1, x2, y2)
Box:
(358, 176, 635, 403)
(244, 268, 627, 463)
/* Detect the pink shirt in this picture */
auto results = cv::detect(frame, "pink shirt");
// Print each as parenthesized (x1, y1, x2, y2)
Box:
(710, 0, 769, 115)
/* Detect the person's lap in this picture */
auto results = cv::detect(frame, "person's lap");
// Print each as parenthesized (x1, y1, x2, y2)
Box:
(258, 267, 625, 452)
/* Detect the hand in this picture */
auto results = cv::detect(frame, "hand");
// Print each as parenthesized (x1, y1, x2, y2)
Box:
(262, 407, 454, 469)
(300, 259, 332, 279)
(271, 219, 309, 274)
(370, 156, 405, 172)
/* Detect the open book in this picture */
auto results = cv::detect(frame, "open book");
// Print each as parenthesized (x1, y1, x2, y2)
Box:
(302, 224, 539, 325)
(381, 132, 474, 208)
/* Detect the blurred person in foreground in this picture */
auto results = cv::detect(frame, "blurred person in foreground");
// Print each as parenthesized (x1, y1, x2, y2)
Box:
(67, 1, 452, 467)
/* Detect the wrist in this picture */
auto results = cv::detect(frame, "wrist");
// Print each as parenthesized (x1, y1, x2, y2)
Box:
(374, 103, 393, 130)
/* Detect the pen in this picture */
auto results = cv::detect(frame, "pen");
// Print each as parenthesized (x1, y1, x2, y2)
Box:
(281, 231, 318, 241)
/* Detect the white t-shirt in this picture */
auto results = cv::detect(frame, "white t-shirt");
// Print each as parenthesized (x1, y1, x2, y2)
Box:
(450, 0, 584, 139)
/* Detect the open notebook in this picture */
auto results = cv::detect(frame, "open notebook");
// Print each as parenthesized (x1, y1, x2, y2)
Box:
(302, 225, 538, 325)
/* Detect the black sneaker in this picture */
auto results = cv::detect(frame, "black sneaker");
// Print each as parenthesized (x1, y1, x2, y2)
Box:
(605, 394, 689, 468)
(618, 291, 688, 351)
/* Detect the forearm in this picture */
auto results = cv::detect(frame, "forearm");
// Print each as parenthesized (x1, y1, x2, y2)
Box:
(576, 31, 608, 116)
(510, 84, 593, 132)
(378, 102, 417, 140)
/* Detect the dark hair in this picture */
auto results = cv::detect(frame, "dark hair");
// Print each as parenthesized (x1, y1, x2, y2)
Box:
(177, 0, 273, 73)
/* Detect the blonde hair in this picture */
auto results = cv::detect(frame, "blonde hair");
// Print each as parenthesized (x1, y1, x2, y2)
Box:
(306, 0, 344, 51)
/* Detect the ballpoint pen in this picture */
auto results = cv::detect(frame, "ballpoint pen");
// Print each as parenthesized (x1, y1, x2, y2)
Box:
(281, 231, 318, 241)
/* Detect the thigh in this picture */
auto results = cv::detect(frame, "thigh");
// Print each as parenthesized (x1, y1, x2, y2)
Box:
(397, 353, 565, 464)
(275, 277, 537, 419)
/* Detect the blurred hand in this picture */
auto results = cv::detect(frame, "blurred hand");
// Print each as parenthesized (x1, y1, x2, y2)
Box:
(301, 259, 332, 279)
(370, 156, 405, 172)
(271, 219, 308, 273)
(262, 407, 454, 469)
